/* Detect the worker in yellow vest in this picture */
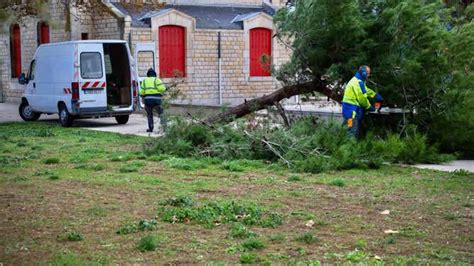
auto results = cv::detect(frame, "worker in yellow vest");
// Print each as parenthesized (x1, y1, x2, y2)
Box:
(342, 65, 383, 138)
(140, 68, 167, 133)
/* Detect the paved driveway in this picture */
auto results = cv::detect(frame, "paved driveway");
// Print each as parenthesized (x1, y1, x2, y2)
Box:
(0, 102, 161, 137)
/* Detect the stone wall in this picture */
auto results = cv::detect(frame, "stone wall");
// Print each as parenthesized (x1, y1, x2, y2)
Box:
(93, 10, 123, 40)
(0, 0, 71, 103)
(148, 10, 291, 106)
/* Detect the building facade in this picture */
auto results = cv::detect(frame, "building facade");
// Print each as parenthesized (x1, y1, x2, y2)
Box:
(0, 0, 291, 106)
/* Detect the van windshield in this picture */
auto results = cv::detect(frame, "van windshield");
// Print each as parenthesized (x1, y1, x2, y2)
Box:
(80, 52, 103, 79)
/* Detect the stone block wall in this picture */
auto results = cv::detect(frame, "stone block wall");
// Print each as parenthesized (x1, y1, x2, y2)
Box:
(93, 10, 123, 40)
(148, 11, 291, 106)
(0, 1, 71, 102)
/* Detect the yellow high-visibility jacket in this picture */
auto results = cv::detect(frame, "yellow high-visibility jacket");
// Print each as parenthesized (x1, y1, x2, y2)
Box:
(139, 77, 166, 96)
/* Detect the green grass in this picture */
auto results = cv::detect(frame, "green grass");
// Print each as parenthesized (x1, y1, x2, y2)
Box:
(137, 235, 159, 252)
(0, 122, 471, 265)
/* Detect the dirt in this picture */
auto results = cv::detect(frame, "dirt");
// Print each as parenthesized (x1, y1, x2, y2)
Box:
(0, 172, 472, 264)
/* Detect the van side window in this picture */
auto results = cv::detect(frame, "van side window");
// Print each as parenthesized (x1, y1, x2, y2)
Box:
(28, 60, 36, 81)
(80, 52, 103, 79)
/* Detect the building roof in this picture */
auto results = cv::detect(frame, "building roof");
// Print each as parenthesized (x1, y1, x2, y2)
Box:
(111, 3, 275, 30)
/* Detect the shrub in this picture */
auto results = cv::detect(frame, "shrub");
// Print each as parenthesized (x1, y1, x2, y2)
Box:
(137, 235, 158, 252)
(241, 238, 266, 251)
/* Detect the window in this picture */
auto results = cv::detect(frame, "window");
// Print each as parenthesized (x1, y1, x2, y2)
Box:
(159, 25, 185, 78)
(250, 28, 272, 77)
(80, 52, 103, 79)
(10, 24, 21, 78)
(37, 22, 50, 45)
(81, 33, 89, 40)
(28, 60, 36, 81)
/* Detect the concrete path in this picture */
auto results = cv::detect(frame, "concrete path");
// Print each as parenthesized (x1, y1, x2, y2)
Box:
(414, 160, 474, 173)
(0, 102, 161, 137)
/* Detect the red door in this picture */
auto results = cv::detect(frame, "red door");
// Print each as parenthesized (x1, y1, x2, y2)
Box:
(11, 24, 21, 78)
(39, 22, 50, 44)
(159, 26, 185, 78)
(250, 28, 272, 77)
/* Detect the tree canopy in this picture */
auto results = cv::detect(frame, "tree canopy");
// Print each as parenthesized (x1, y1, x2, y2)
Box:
(274, 0, 474, 155)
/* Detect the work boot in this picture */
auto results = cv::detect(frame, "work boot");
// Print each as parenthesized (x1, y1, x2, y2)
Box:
(146, 128, 153, 133)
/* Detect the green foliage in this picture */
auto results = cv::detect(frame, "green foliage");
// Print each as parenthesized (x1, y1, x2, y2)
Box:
(44, 157, 60, 164)
(399, 226, 426, 238)
(346, 250, 367, 263)
(60, 232, 84, 242)
(274, 0, 474, 154)
(49, 174, 60, 180)
(119, 161, 145, 173)
(295, 232, 319, 244)
(158, 198, 283, 229)
(241, 237, 266, 251)
(146, 118, 449, 173)
(355, 239, 368, 250)
(163, 157, 207, 171)
(329, 178, 346, 187)
(287, 175, 303, 182)
(239, 253, 259, 264)
(229, 223, 257, 239)
(160, 196, 194, 207)
(137, 235, 158, 252)
(116, 219, 158, 235)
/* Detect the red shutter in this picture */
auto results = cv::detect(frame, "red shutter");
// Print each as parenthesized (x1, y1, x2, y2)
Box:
(11, 24, 21, 78)
(250, 28, 272, 77)
(159, 25, 185, 78)
(40, 22, 50, 44)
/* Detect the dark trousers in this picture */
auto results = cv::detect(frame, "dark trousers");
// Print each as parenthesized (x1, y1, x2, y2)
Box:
(144, 97, 164, 131)
(343, 117, 360, 138)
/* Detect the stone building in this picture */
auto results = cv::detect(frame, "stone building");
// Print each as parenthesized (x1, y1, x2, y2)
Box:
(0, 0, 292, 106)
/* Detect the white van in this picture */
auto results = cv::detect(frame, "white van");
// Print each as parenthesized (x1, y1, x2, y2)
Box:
(18, 40, 139, 127)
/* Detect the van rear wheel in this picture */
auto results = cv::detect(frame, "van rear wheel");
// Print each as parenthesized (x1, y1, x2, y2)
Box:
(115, 115, 129, 125)
(19, 102, 41, 121)
(58, 104, 73, 127)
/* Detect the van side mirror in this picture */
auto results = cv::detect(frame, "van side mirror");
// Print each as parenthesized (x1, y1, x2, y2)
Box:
(18, 73, 28, 85)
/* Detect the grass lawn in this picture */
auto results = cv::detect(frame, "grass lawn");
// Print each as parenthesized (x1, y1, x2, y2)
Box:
(0, 122, 472, 264)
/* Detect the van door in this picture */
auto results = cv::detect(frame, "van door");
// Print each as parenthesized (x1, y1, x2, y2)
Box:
(134, 43, 156, 109)
(78, 44, 107, 111)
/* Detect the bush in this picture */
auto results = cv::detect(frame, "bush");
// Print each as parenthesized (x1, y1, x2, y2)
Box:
(145, 117, 452, 172)
(137, 235, 158, 252)
(241, 238, 266, 251)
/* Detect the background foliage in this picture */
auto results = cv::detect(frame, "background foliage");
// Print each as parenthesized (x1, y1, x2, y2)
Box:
(274, 0, 473, 156)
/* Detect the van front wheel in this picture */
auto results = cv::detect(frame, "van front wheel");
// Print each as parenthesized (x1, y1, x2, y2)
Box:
(115, 115, 129, 125)
(58, 104, 73, 127)
(19, 102, 41, 121)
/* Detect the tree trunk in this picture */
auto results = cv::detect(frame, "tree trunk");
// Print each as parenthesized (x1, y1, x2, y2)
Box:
(205, 79, 342, 124)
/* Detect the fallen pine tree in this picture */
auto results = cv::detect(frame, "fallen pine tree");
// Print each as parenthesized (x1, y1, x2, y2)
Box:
(205, 79, 342, 125)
